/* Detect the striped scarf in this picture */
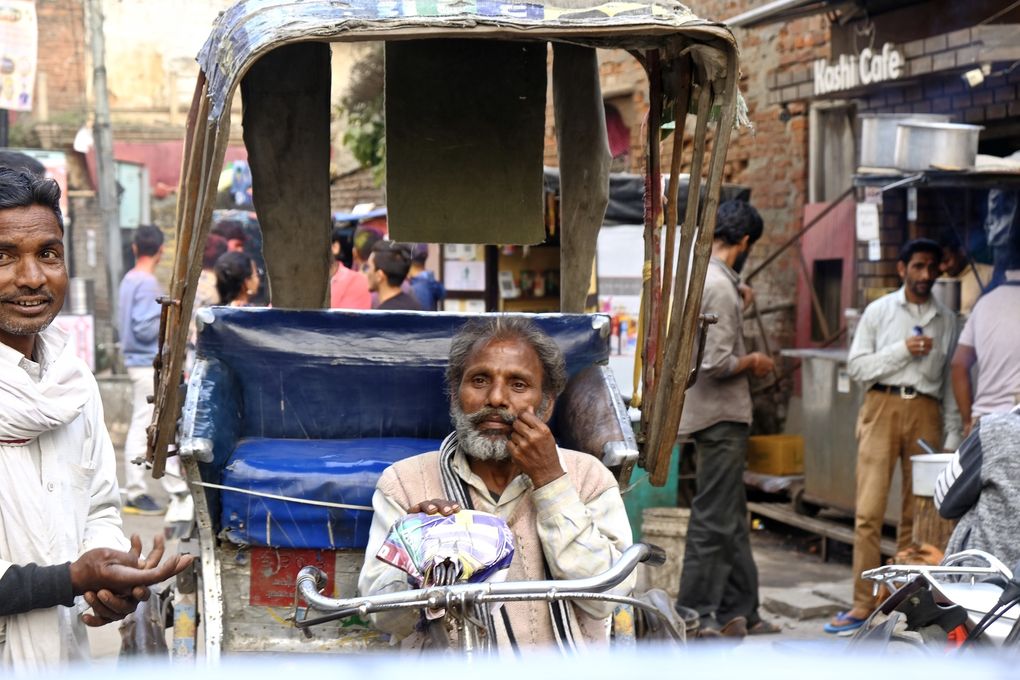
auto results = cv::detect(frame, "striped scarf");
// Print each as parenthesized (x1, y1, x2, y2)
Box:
(437, 432, 585, 654)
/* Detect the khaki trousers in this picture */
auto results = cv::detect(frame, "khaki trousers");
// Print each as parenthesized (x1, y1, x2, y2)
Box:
(852, 390, 942, 611)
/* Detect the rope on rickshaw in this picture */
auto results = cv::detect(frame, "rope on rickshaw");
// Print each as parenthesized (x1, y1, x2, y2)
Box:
(163, 470, 374, 511)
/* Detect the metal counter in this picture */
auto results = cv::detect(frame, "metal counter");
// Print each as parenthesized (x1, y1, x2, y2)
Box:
(783, 349, 901, 524)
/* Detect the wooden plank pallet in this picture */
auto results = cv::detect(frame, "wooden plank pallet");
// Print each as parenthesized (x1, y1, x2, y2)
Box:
(749, 501, 897, 562)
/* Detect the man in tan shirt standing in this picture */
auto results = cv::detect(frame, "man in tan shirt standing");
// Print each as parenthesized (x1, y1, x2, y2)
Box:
(826, 238, 961, 634)
(676, 200, 777, 638)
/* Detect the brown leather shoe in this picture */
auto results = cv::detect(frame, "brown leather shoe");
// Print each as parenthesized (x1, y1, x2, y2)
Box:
(719, 616, 748, 638)
(696, 627, 722, 640)
(748, 619, 782, 635)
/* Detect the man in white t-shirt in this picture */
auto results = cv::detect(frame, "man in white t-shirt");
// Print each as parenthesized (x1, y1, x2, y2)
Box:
(951, 264, 1020, 437)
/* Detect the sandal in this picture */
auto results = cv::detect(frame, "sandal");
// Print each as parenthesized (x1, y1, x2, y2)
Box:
(823, 611, 866, 634)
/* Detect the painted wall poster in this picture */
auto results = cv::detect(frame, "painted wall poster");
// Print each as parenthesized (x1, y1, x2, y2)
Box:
(0, 1, 38, 112)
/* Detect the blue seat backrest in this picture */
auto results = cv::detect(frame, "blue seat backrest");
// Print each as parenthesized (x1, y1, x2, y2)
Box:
(196, 309, 611, 441)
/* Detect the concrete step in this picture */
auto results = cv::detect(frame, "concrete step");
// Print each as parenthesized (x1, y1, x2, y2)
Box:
(761, 586, 844, 620)
(810, 582, 854, 608)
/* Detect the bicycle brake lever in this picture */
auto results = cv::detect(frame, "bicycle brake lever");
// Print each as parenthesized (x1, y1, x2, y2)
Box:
(641, 542, 667, 567)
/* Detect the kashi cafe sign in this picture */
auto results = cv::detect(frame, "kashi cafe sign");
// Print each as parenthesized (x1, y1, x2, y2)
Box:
(814, 42, 905, 96)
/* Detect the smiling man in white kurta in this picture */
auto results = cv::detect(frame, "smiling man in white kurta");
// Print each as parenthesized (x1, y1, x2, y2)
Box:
(0, 167, 191, 670)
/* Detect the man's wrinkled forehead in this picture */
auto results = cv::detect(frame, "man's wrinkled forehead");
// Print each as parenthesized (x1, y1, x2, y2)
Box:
(0, 203, 64, 239)
(463, 335, 543, 371)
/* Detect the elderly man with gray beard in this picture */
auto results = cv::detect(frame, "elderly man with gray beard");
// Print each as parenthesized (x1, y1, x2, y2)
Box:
(358, 316, 634, 652)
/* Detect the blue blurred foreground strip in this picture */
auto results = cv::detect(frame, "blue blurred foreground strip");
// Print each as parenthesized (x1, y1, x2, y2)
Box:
(44, 644, 1020, 677)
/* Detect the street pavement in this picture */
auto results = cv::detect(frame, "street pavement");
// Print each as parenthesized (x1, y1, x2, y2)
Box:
(745, 524, 855, 642)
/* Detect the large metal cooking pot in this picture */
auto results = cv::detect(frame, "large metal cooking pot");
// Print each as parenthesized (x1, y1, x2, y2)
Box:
(933, 278, 960, 312)
(859, 113, 949, 170)
(894, 121, 983, 171)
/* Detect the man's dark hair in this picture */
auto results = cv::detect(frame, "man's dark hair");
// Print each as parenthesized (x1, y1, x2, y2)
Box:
(410, 243, 429, 266)
(898, 238, 943, 265)
(331, 226, 346, 248)
(331, 225, 354, 264)
(370, 240, 413, 287)
(203, 234, 229, 269)
(714, 200, 764, 246)
(211, 220, 246, 244)
(0, 166, 64, 231)
(445, 316, 567, 400)
(133, 225, 164, 257)
(939, 229, 964, 253)
(353, 226, 382, 263)
(214, 251, 254, 304)
(0, 151, 45, 176)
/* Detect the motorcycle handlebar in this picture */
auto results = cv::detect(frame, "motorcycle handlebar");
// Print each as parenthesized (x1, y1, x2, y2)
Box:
(296, 541, 661, 618)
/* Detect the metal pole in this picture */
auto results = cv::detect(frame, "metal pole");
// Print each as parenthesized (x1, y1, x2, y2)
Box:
(86, 0, 123, 318)
(0, 109, 8, 147)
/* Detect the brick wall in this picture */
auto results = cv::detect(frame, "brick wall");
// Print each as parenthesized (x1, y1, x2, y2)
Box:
(855, 185, 982, 305)
(856, 69, 1020, 123)
(728, 16, 830, 355)
(34, 0, 88, 121)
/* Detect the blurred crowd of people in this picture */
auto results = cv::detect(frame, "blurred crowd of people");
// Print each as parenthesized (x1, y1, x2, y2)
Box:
(329, 225, 445, 312)
(189, 218, 445, 314)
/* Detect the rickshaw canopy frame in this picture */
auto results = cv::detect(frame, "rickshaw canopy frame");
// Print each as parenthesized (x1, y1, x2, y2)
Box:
(150, 0, 742, 487)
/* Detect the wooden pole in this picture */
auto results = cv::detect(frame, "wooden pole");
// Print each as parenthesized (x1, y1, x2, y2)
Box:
(656, 62, 693, 372)
(645, 80, 709, 478)
(637, 50, 663, 451)
(646, 53, 740, 486)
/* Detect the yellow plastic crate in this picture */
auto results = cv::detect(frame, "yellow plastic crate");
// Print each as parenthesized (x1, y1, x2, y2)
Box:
(747, 434, 804, 476)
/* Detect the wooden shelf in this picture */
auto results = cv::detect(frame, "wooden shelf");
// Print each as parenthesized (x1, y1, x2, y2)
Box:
(499, 295, 560, 312)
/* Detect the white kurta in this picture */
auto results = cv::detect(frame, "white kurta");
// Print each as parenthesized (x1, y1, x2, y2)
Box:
(0, 325, 129, 671)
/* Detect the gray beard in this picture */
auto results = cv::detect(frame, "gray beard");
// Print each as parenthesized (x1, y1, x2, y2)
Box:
(450, 401, 513, 461)
(449, 397, 552, 462)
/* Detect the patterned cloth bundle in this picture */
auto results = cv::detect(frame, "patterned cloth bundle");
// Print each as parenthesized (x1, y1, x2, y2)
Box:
(376, 510, 515, 616)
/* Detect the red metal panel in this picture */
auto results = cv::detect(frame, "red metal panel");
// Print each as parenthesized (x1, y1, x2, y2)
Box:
(796, 199, 857, 350)
(83, 141, 248, 191)
(249, 547, 336, 607)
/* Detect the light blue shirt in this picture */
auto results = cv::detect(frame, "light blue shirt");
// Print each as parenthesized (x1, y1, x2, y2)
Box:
(117, 269, 162, 367)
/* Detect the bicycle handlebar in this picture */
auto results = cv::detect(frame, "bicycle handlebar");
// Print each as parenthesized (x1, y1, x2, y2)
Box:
(296, 542, 662, 620)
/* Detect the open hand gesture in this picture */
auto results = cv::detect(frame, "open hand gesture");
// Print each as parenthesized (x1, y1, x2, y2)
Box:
(71, 534, 193, 627)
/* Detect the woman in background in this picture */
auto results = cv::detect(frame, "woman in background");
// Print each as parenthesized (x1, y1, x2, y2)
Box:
(215, 251, 261, 307)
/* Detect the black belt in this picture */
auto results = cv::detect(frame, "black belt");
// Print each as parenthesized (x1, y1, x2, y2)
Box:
(869, 383, 936, 400)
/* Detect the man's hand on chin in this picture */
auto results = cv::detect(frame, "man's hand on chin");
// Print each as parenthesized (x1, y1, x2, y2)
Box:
(508, 409, 564, 488)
